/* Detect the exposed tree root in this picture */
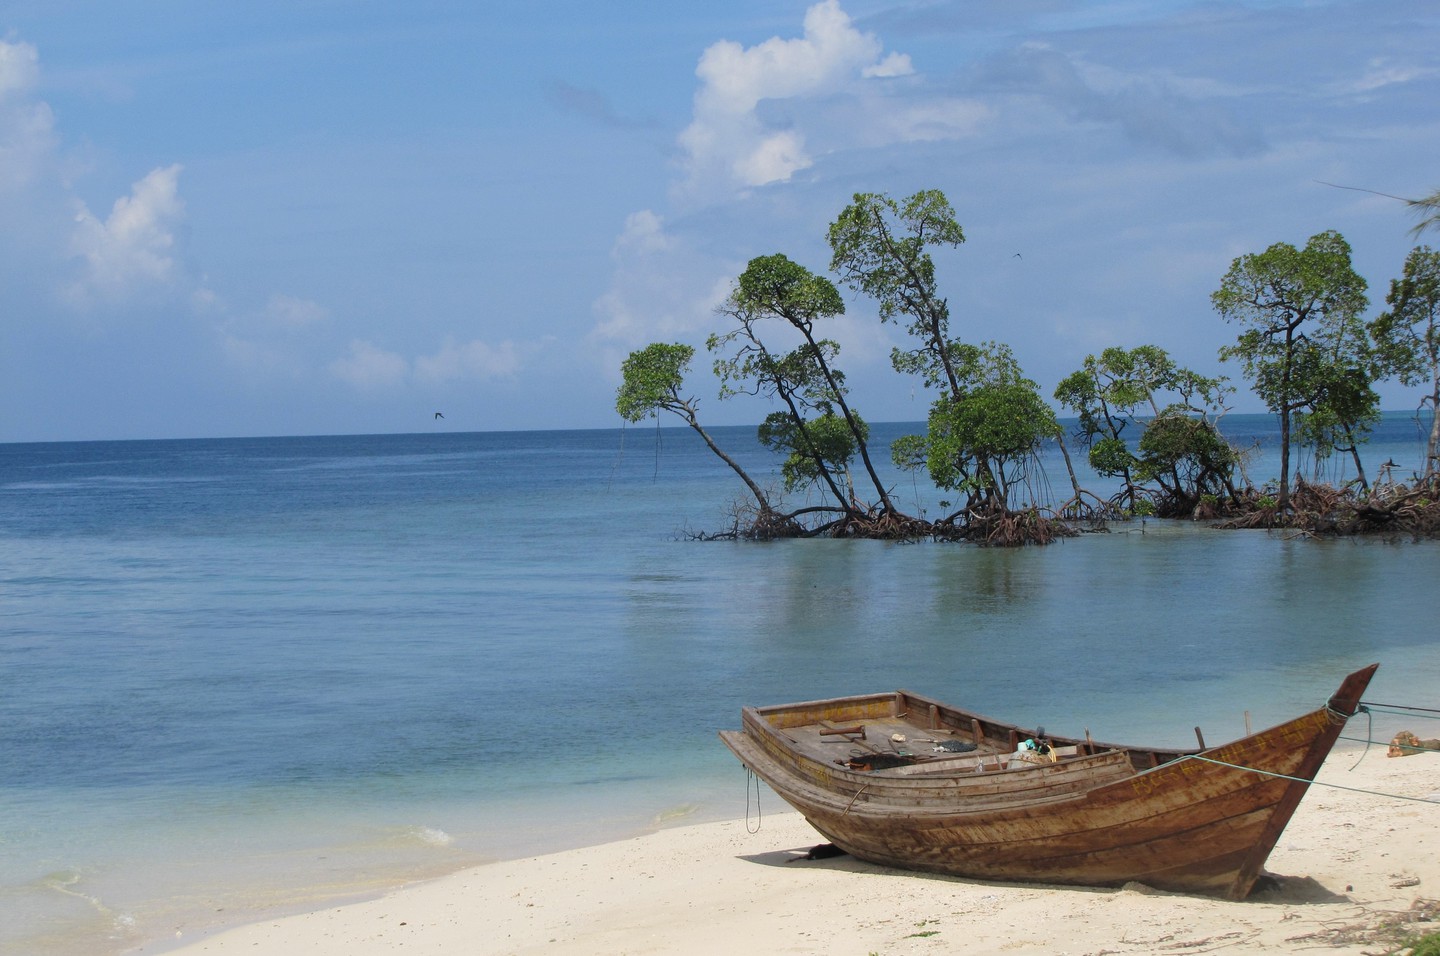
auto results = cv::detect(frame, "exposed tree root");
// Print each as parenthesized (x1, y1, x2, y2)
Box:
(1213, 475, 1440, 538)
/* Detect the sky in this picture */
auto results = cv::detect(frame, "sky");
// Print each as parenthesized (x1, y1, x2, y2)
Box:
(1, 0, 1437, 442)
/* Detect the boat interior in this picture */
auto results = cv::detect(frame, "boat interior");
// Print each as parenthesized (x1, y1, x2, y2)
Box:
(750, 690, 1195, 775)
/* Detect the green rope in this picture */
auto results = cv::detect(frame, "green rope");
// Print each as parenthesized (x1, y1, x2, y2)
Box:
(1339, 733, 1400, 747)
(1350, 706, 1374, 769)
(744, 767, 763, 834)
(1182, 754, 1440, 806)
(1359, 701, 1440, 720)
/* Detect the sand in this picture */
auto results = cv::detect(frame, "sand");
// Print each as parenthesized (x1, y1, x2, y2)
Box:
(147, 748, 1439, 955)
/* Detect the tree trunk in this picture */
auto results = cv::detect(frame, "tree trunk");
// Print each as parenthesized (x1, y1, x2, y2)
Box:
(1428, 385, 1440, 479)
(683, 413, 773, 514)
(1278, 406, 1292, 515)
(1054, 431, 1082, 498)
(795, 327, 896, 515)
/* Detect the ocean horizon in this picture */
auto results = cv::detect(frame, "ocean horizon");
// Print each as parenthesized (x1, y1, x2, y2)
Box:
(3, 412, 1438, 956)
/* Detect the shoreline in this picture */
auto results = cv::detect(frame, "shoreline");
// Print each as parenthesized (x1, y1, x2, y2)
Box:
(141, 747, 1440, 956)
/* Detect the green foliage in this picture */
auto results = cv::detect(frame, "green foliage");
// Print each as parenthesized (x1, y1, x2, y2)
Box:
(758, 410, 863, 494)
(1213, 230, 1370, 405)
(1371, 246, 1440, 388)
(1371, 245, 1440, 475)
(1089, 435, 1137, 479)
(1055, 344, 1234, 510)
(1135, 408, 1237, 498)
(827, 189, 964, 326)
(616, 343, 696, 422)
(1291, 364, 1382, 458)
(828, 189, 965, 392)
(711, 252, 895, 513)
(1394, 929, 1440, 956)
(617, 341, 778, 517)
(1213, 230, 1372, 509)
(921, 345, 1057, 499)
(889, 433, 928, 471)
(733, 253, 846, 332)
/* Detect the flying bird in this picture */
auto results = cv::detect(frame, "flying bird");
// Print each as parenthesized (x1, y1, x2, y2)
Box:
(1012, 253, 1022, 259)
(434, 412, 444, 419)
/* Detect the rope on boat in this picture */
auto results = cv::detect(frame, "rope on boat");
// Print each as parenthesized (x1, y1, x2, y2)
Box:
(745, 767, 763, 834)
(1358, 700, 1440, 718)
(1342, 701, 1440, 768)
(1182, 754, 1440, 806)
(1348, 705, 1375, 769)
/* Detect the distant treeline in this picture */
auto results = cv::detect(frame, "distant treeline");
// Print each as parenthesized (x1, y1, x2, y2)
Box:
(617, 189, 1440, 544)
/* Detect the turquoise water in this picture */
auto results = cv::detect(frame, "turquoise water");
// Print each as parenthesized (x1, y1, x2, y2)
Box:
(1, 416, 1437, 955)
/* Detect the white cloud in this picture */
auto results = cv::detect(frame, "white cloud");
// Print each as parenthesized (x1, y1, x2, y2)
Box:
(591, 210, 732, 348)
(865, 98, 991, 145)
(326, 335, 523, 391)
(677, 0, 914, 198)
(329, 339, 409, 389)
(732, 130, 811, 188)
(0, 37, 39, 97)
(863, 52, 913, 80)
(67, 164, 187, 304)
(1351, 57, 1438, 94)
(612, 209, 672, 256)
(413, 338, 520, 384)
(594, 3, 938, 373)
(218, 294, 329, 377)
(0, 39, 57, 193)
(263, 293, 329, 328)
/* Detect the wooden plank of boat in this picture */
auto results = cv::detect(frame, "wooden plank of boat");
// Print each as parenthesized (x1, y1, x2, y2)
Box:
(720, 663, 1377, 899)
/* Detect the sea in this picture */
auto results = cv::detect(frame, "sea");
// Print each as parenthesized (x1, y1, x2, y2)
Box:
(2, 412, 1438, 956)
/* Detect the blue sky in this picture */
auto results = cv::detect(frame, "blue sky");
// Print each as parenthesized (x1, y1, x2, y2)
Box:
(2, 0, 1436, 441)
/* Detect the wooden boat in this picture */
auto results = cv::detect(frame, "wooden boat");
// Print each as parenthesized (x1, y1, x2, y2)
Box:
(719, 663, 1377, 899)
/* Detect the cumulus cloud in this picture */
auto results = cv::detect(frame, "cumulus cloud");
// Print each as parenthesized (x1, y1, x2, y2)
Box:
(414, 338, 520, 384)
(327, 335, 523, 391)
(0, 37, 39, 95)
(594, 3, 949, 364)
(590, 210, 731, 349)
(218, 295, 331, 377)
(863, 51, 913, 79)
(677, 0, 915, 198)
(0, 39, 57, 193)
(67, 164, 188, 304)
(263, 293, 330, 328)
(329, 339, 410, 389)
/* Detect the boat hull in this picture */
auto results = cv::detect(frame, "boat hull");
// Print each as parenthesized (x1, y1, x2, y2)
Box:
(721, 664, 1377, 899)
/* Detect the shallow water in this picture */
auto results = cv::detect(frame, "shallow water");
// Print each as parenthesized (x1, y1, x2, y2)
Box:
(1, 417, 1436, 955)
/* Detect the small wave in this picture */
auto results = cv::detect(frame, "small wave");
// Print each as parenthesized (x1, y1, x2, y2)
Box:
(651, 803, 700, 826)
(407, 825, 454, 847)
(41, 868, 136, 938)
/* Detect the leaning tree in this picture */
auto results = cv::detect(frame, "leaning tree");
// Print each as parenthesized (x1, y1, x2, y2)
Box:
(828, 189, 1061, 519)
(616, 342, 784, 528)
(1370, 246, 1440, 477)
(1212, 230, 1370, 516)
(712, 253, 897, 518)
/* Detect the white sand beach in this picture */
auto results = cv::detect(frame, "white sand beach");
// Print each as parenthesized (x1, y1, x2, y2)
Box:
(147, 748, 1439, 955)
